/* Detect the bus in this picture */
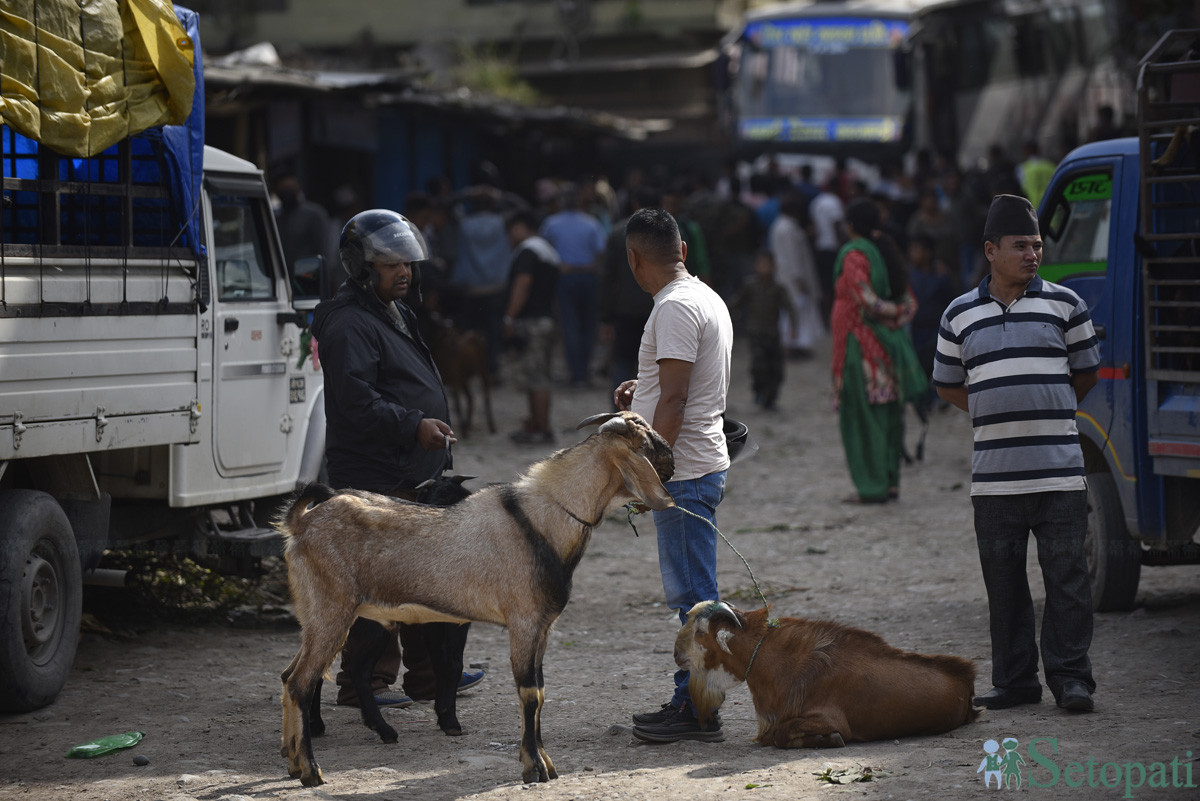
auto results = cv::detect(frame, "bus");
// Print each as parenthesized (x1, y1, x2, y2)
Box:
(724, 0, 1126, 167)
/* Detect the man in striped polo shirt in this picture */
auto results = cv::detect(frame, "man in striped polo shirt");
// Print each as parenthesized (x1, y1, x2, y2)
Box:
(933, 194, 1100, 713)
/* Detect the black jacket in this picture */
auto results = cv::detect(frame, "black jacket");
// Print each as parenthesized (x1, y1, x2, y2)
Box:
(312, 280, 451, 492)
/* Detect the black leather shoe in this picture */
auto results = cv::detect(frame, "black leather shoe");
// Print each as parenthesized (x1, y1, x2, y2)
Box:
(972, 686, 1042, 709)
(1056, 681, 1094, 712)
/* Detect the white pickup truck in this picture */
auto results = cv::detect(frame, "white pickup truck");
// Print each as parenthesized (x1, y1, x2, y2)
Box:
(0, 6, 327, 712)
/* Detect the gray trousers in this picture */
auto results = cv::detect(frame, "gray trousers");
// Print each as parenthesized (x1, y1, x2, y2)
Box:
(972, 490, 1096, 698)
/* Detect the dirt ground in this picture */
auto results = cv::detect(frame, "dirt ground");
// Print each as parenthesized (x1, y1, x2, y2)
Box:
(2, 337, 1199, 801)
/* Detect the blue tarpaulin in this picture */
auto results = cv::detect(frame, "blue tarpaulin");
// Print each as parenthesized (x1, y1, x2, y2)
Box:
(161, 5, 205, 258)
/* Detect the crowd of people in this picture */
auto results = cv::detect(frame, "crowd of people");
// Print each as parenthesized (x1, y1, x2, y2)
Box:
(284, 138, 1102, 738)
(276, 144, 1056, 445)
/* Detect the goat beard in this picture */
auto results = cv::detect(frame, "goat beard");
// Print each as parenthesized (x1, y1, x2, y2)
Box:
(687, 663, 743, 727)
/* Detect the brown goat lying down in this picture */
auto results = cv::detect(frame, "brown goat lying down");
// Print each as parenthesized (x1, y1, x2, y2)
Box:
(277, 412, 675, 787)
(674, 601, 979, 748)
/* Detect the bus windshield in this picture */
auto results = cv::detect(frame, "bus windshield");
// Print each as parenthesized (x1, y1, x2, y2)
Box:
(736, 17, 910, 147)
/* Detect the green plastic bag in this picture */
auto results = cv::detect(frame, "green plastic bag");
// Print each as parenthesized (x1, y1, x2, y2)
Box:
(66, 731, 144, 758)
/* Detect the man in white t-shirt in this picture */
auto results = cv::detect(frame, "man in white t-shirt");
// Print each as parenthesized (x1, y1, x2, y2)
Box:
(614, 208, 733, 744)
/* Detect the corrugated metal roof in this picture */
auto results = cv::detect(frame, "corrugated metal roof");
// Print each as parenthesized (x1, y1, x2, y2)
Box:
(203, 58, 669, 140)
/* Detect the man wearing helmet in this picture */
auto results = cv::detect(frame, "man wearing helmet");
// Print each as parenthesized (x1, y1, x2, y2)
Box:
(311, 209, 482, 709)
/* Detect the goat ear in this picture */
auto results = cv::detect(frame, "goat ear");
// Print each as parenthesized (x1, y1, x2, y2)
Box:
(616, 452, 674, 511)
(640, 427, 675, 484)
(576, 412, 621, 431)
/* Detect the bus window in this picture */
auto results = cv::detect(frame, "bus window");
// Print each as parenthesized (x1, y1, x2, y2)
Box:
(735, 16, 911, 148)
(1015, 17, 1048, 77)
(728, 0, 1125, 165)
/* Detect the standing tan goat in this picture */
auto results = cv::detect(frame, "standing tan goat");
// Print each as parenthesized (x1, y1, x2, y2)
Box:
(674, 601, 979, 748)
(277, 412, 674, 786)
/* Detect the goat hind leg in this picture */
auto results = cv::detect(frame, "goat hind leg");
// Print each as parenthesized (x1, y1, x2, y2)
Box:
(280, 652, 300, 762)
(481, 370, 496, 433)
(285, 612, 360, 786)
(343, 618, 399, 743)
(771, 708, 850, 749)
(429, 622, 467, 735)
(279, 653, 321, 771)
(309, 677, 326, 737)
(283, 650, 329, 785)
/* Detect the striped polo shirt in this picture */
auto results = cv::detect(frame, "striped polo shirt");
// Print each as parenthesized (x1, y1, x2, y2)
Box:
(932, 275, 1100, 495)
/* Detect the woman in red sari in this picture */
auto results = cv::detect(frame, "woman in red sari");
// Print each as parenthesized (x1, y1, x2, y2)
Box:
(831, 198, 925, 503)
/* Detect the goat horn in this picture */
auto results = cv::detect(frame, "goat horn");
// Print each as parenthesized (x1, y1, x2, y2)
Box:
(575, 412, 622, 430)
(706, 601, 744, 629)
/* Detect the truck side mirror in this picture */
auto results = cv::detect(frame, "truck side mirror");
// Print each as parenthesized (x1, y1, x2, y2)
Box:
(290, 254, 326, 304)
(293, 254, 324, 279)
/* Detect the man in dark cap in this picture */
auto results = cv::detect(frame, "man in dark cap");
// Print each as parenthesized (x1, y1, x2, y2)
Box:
(932, 194, 1101, 713)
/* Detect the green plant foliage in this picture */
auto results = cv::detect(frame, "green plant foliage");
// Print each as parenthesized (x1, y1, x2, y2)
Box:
(813, 765, 887, 784)
(451, 45, 540, 105)
(90, 552, 286, 627)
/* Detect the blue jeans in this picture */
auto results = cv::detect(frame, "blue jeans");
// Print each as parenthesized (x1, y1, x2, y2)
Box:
(557, 272, 598, 384)
(652, 470, 727, 710)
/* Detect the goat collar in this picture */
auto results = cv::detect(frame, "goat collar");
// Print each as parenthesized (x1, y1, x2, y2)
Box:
(743, 616, 782, 681)
(555, 499, 604, 531)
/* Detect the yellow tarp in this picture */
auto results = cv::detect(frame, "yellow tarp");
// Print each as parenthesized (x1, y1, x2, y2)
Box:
(0, 0, 195, 157)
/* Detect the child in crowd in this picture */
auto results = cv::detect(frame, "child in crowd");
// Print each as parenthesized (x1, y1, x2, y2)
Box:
(731, 249, 797, 410)
(906, 234, 957, 414)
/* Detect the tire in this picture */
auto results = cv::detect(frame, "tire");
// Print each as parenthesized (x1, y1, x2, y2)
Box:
(1085, 472, 1142, 612)
(0, 490, 83, 712)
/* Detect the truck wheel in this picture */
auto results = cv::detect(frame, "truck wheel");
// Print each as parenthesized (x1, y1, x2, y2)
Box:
(1086, 472, 1141, 612)
(0, 490, 83, 712)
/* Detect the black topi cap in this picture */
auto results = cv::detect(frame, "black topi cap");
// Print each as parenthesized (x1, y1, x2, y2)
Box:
(984, 194, 1040, 239)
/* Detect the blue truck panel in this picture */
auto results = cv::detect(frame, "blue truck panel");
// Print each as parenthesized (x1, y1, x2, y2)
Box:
(1036, 30, 1200, 610)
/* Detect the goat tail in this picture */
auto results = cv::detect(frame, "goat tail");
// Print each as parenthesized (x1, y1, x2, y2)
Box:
(276, 482, 338, 540)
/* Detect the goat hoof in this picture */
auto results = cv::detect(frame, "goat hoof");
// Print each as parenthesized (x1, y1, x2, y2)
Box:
(311, 720, 326, 738)
(522, 765, 550, 783)
(377, 727, 398, 744)
(442, 726, 463, 737)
